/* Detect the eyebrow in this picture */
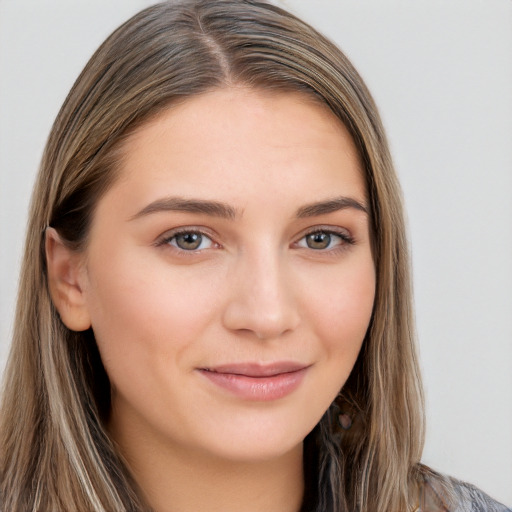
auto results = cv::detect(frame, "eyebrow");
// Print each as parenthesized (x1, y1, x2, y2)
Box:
(295, 196, 368, 218)
(129, 195, 368, 221)
(129, 197, 238, 220)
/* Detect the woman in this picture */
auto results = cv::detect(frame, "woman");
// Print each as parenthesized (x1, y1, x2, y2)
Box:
(0, 1, 509, 511)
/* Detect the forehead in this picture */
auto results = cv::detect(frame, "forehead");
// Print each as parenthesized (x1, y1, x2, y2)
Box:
(107, 87, 366, 215)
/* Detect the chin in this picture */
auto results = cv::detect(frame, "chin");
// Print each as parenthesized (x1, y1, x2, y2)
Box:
(207, 435, 304, 464)
(191, 411, 317, 463)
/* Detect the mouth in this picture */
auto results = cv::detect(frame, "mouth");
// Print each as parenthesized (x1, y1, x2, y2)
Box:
(201, 362, 309, 377)
(197, 362, 310, 401)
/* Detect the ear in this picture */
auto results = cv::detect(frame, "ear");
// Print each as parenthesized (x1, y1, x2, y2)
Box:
(45, 227, 91, 331)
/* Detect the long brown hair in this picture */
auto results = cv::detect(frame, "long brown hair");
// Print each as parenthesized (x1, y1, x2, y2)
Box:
(1, 1, 429, 510)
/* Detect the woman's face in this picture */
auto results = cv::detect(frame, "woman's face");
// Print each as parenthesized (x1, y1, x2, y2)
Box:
(78, 88, 375, 462)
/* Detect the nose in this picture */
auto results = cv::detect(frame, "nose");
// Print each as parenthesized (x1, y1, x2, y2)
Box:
(221, 249, 300, 340)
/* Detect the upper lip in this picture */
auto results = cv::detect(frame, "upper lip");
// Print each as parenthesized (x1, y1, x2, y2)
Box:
(200, 362, 310, 377)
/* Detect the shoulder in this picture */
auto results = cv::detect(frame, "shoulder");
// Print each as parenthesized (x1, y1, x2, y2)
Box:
(420, 473, 511, 512)
(448, 479, 511, 512)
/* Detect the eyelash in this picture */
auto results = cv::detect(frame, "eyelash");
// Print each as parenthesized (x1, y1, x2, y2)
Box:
(296, 227, 355, 253)
(155, 226, 355, 254)
(155, 228, 217, 252)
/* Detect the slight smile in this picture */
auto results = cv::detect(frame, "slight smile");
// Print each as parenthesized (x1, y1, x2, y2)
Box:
(198, 362, 311, 401)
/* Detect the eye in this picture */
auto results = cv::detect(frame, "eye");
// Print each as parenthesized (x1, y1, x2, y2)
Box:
(163, 231, 214, 251)
(296, 229, 353, 250)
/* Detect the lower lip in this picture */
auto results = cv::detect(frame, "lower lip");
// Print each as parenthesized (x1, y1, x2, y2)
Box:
(199, 368, 308, 401)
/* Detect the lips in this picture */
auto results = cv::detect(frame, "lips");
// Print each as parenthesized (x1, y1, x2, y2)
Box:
(198, 362, 310, 401)
(202, 362, 308, 377)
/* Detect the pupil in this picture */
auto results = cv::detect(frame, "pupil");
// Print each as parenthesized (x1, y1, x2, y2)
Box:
(307, 232, 330, 249)
(177, 233, 201, 250)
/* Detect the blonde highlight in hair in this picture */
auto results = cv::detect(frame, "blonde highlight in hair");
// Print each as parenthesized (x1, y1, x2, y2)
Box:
(1, 1, 438, 510)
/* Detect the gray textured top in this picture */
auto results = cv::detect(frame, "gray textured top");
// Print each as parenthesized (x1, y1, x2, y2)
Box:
(452, 481, 511, 512)
(419, 476, 511, 512)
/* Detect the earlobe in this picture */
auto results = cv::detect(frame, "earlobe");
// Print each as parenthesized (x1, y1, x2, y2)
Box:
(45, 227, 91, 332)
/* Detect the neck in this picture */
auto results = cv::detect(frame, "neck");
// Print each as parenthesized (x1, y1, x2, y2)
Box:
(111, 423, 304, 512)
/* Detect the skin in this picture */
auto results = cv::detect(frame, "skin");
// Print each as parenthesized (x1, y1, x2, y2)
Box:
(47, 87, 376, 512)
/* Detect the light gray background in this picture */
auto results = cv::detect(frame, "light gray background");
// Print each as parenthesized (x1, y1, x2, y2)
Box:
(0, 0, 511, 505)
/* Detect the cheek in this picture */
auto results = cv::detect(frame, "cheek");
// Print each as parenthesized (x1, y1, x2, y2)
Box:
(290, 257, 375, 427)
(302, 258, 375, 360)
(83, 250, 224, 372)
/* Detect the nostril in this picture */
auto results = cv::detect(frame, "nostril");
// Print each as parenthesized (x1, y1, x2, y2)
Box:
(221, 294, 300, 340)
